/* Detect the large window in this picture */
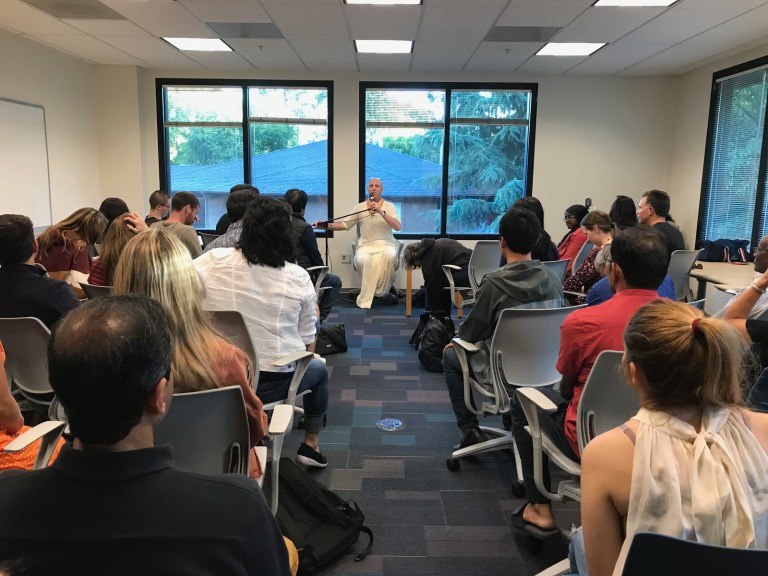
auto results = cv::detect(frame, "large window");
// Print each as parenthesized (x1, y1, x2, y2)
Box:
(157, 80, 332, 229)
(698, 57, 768, 250)
(361, 83, 537, 237)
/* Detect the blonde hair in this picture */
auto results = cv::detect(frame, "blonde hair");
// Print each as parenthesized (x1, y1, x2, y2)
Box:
(112, 228, 242, 392)
(37, 207, 106, 258)
(624, 300, 748, 409)
(99, 212, 136, 285)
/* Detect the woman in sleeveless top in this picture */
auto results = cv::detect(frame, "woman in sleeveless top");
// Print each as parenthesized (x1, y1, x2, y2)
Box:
(578, 299, 768, 576)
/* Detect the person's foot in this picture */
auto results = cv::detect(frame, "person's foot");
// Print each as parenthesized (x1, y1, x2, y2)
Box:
(453, 427, 487, 450)
(522, 502, 556, 530)
(296, 443, 328, 468)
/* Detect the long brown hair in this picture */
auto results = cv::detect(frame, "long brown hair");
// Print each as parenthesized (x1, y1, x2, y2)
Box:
(37, 208, 106, 258)
(99, 212, 136, 285)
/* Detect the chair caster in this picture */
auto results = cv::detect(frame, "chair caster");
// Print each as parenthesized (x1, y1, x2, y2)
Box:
(510, 481, 526, 498)
(446, 458, 460, 471)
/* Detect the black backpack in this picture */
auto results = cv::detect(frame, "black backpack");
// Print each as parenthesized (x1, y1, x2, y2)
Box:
(409, 312, 455, 372)
(264, 458, 373, 575)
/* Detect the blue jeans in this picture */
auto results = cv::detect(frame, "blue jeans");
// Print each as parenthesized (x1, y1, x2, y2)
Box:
(319, 273, 342, 322)
(256, 358, 329, 433)
(442, 347, 480, 431)
(569, 528, 589, 575)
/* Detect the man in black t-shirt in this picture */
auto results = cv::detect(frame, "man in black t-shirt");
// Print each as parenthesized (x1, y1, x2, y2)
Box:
(636, 189, 685, 259)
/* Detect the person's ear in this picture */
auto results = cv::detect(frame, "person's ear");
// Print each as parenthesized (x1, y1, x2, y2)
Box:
(609, 260, 623, 284)
(32, 238, 39, 256)
(499, 237, 507, 252)
(146, 376, 172, 420)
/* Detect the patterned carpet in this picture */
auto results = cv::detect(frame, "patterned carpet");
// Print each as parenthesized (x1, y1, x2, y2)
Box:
(284, 295, 577, 576)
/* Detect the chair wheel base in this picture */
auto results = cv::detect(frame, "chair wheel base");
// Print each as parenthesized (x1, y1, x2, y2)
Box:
(446, 458, 460, 471)
(510, 481, 526, 498)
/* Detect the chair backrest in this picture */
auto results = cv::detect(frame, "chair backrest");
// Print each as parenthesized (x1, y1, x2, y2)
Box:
(573, 240, 595, 272)
(576, 350, 637, 453)
(0, 317, 53, 401)
(490, 304, 585, 390)
(207, 310, 259, 385)
(80, 283, 112, 299)
(199, 232, 220, 249)
(541, 259, 569, 282)
(622, 532, 768, 576)
(707, 285, 736, 316)
(468, 240, 501, 291)
(688, 299, 706, 310)
(668, 249, 702, 301)
(154, 386, 250, 475)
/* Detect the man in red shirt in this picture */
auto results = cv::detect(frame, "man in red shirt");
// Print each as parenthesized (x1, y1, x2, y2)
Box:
(511, 226, 669, 532)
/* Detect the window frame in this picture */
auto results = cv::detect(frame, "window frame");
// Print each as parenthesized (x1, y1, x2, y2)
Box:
(359, 81, 538, 240)
(697, 55, 768, 250)
(155, 78, 334, 231)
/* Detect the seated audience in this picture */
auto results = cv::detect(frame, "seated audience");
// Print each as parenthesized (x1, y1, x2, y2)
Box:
(150, 191, 202, 258)
(284, 188, 342, 323)
(98, 197, 130, 231)
(195, 197, 330, 468)
(87, 212, 147, 287)
(557, 204, 589, 276)
(144, 190, 170, 227)
(515, 197, 558, 262)
(204, 188, 258, 253)
(112, 229, 268, 476)
(35, 207, 106, 296)
(0, 214, 79, 328)
(586, 244, 675, 306)
(403, 238, 472, 314)
(511, 226, 668, 534)
(442, 208, 564, 449)
(577, 300, 768, 576)
(636, 189, 685, 259)
(0, 296, 290, 574)
(608, 195, 637, 231)
(563, 210, 614, 296)
(715, 233, 768, 319)
(215, 184, 259, 235)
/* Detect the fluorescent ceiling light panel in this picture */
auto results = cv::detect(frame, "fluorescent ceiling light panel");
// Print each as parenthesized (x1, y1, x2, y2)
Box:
(537, 42, 605, 56)
(345, 0, 422, 4)
(355, 40, 413, 54)
(163, 38, 232, 52)
(593, 0, 679, 6)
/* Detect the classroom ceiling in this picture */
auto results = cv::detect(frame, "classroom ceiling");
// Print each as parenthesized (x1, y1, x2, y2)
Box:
(1, 0, 768, 76)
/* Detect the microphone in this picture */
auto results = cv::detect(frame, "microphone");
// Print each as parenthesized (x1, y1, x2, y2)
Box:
(369, 192, 376, 204)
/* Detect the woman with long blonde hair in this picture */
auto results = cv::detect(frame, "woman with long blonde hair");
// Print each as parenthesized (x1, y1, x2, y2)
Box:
(112, 228, 268, 473)
(36, 207, 106, 296)
(577, 300, 768, 576)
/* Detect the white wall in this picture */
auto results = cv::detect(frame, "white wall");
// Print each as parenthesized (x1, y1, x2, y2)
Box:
(0, 29, 100, 221)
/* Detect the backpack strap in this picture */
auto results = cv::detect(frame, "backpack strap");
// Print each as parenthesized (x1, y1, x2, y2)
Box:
(354, 524, 374, 562)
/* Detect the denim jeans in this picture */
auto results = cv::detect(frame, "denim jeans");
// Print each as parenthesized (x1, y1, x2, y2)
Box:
(569, 528, 589, 575)
(319, 273, 342, 322)
(256, 358, 329, 433)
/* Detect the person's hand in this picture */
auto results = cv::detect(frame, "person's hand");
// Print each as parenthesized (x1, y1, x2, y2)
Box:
(313, 220, 329, 229)
(124, 212, 149, 234)
(443, 342, 454, 352)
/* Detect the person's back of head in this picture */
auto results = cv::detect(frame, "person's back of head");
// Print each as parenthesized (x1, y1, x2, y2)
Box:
(148, 190, 170, 209)
(99, 212, 135, 285)
(171, 192, 200, 213)
(581, 209, 613, 234)
(230, 183, 259, 195)
(642, 189, 671, 218)
(227, 189, 259, 223)
(283, 188, 308, 215)
(513, 197, 545, 228)
(402, 242, 421, 269)
(0, 214, 34, 267)
(499, 207, 541, 255)
(98, 198, 129, 229)
(239, 196, 296, 267)
(38, 208, 107, 255)
(609, 195, 638, 230)
(610, 226, 668, 289)
(624, 300, 746, 410)
(49, 295, 172, 446)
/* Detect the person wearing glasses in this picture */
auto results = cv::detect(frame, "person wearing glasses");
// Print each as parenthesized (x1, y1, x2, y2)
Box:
(144, 190, 171, 227)
(557, 204, 589, 277)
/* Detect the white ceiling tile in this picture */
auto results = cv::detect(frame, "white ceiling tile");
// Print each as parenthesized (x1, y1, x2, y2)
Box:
(62, 18, 151, 37)
(411, 41, 478, 72)
(0, 1, 81, 34)
(346, 6, 421, 40)
(516, 54, 590, 75)
(684, 4, 768, 45)
(553, 7, 667, 43)
(180, 1, 271, 23)
(261, 0, 338, 4)
(184, 50, 256, 70)
(98, 35, 201, 68)
(290, 39, 357, 71)
(99, 0, 216, 38)
(422, 0, 508, 5)
(418, 6, 503, 42)
(675, 0, 767, 12)
(464, 42, 540, 72)
(356, 53, 412, 72)
(30, 33, 146, 65)
(264, 4, 348, 40)
(505, 0, 593, 6)
(567, 41, 674, 75)
(497, 7, 586, 27)
(622, 7, 754, 44)
(621, 40, 741, 75)
(226, 38, 307, 70)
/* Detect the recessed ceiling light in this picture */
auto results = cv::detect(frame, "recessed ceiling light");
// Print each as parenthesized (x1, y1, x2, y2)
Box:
(537, 43, 605, 56)
(345, 0, 422, 5)
(163, 38, 232, 52)
(355, 40, 413, 54)
(593, 0, 679, 6)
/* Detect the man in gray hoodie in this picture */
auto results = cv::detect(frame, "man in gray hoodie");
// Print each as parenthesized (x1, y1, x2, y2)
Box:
(442, 207, 564, 449)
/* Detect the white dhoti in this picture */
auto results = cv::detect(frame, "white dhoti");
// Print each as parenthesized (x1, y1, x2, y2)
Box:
(355, 240, 397, 309)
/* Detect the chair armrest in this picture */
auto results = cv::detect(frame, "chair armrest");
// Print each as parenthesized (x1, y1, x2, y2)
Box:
(4, 421, 66, 451)
(443, 264, 461, 271)
(268, 404, 294, 436)
(563, 290, 584, 298)
(273, 350, 314, 368)
(535, 558, 571, 576)
(452, 337, 479, 354)
(516, 387, 558, 413)
(306, 266, 328, 274)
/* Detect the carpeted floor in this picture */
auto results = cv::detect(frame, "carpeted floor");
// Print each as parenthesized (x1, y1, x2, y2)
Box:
(283, 295, 578, 575)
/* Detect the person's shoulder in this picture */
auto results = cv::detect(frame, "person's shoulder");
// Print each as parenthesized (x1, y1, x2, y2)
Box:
(581, 425, 634, 473)
(165, 467, 269, 514)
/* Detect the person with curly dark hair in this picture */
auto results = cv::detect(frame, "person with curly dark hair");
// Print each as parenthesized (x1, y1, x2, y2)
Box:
(608, 195, 637, 231)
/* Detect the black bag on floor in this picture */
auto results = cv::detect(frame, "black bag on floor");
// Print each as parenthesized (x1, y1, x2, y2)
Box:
(265, 458, 373, 575)
(416, 313, 455, 373)
(316, 323, 347, 356)
(409, 312, 431, 350)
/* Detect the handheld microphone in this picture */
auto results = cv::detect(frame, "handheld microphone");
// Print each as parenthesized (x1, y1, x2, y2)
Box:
(369, 192, 376, 204)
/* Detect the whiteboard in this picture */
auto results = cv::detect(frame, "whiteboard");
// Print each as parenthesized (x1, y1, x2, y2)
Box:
(0, 98, 52, 228)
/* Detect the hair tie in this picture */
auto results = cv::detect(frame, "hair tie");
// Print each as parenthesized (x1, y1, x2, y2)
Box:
(692, 317, 702, 334)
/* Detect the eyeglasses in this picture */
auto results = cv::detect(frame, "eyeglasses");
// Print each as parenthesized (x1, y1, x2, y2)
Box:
(563, 215, 576, 221)
(604, 256, 613, 265)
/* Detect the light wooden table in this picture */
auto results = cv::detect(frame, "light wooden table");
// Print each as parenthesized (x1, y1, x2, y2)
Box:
(689, 261, 755, 299)
(404, 268, 463, 318)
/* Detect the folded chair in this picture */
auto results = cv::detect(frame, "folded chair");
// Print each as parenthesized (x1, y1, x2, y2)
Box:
(446, 302, 585, 478)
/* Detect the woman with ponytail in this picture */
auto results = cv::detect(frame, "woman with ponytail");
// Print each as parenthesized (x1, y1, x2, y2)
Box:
(577, 300, 768, 576)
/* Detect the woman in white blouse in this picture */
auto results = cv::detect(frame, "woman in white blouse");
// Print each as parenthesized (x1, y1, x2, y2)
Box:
(577, 299, 768, 576)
